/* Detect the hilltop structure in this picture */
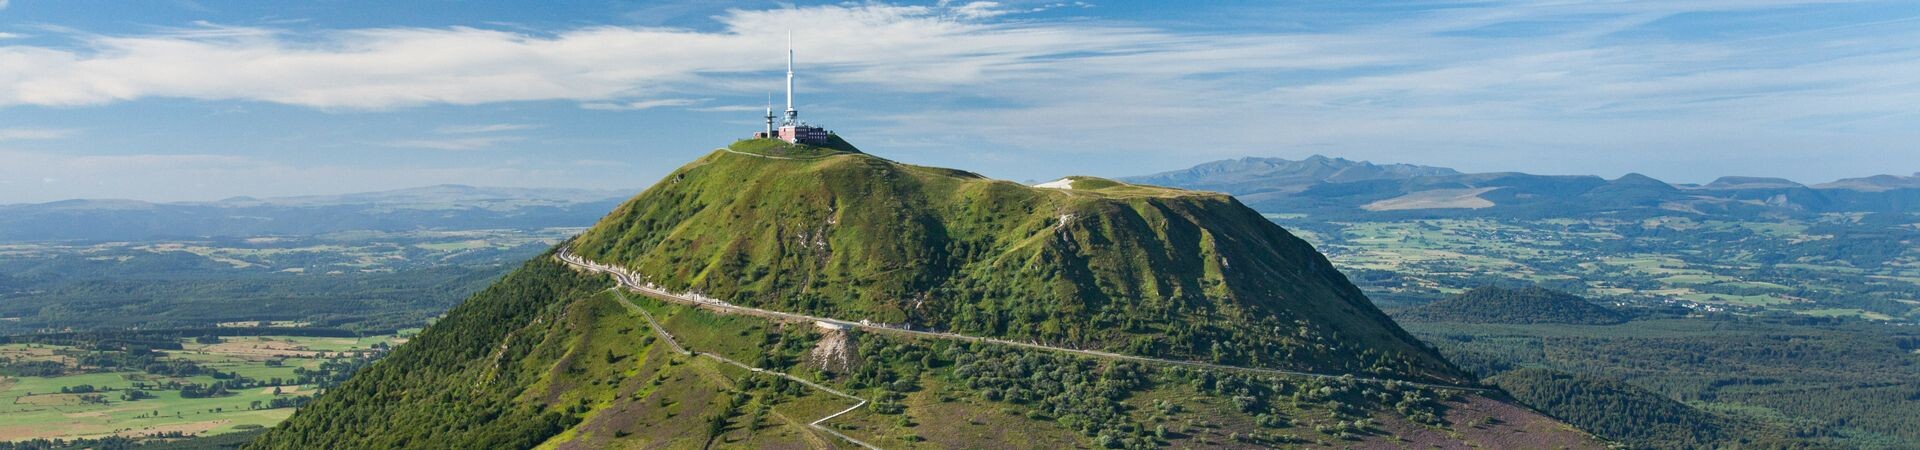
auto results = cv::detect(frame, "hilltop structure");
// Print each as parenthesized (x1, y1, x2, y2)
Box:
(753, 32, 831, 145)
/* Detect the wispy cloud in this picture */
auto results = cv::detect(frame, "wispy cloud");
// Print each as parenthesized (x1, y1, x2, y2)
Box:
(383, 136, 523, 151)
(433, 123, 538, 134)
(0, 149, 596, 203)
(1, 1, 1917, 187)
(0, 3, 1283, 109)
(580, 98, 707, 111)
(690, 104, 769, 113)
(0, 127, 78, 141)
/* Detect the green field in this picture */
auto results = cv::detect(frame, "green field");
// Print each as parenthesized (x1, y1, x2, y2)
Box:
(0, 334, 399, 442)
(1277, 217, 1920, 320)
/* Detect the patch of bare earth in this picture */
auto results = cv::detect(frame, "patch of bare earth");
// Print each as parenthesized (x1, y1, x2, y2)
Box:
(808, 325, 860, 374)
(0, 423, 84, 441)
(109, 419, 231, 439)
(15, 393, 85, 406)
(196, 339, 328, 359)
(1362, 187, 1500, 211)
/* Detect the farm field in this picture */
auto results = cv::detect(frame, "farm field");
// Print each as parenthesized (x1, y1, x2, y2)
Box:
(0, 228, 580, 334)
(0, 333, 402, 442)
(1276, 215, 1920, 321)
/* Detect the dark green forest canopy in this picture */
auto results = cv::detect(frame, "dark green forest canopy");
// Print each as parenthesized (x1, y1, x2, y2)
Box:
(1394, 286, 1627, 325)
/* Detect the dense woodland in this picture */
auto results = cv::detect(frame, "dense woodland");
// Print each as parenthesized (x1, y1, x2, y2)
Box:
(1411, 317, 1920, 447)
(1392, 286, 1627, 325)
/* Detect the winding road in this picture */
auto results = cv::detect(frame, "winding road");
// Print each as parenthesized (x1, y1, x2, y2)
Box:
(555, 249, 1491, 394)
(606, 288, 880, 450)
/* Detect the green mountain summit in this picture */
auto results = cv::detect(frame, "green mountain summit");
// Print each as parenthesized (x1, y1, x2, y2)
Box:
(250, 137, 1602, 449)
(571, 138, 1461, 383)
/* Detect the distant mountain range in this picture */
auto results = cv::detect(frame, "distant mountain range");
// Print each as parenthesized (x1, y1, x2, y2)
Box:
(0, 185, 631, 241)
(1125, 156, 1920, 218)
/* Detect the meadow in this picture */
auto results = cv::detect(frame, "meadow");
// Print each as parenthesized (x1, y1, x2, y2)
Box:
(1280, 215, 1920, 321)
(0, 333, 403, 442)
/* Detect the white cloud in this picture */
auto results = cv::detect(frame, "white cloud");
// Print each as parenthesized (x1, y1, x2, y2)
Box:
(0, 4, 1338, 109)
(580, 98, 706, 111)
(0, 127, 77, 141)
(383, 136, 522, 150)
(2, 1, 1917, 188)
(949, 1, 1010, 19)
(0, 149, 598, 203)
(690, 104, 770, 113)
(433, 123, 538, 134)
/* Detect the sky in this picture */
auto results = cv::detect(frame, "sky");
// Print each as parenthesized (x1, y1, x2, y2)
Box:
(1, 0, 1916, 203)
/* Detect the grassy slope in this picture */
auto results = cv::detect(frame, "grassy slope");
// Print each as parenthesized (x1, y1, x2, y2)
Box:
(246, 253, 1600, 449)
(247, 254, 603, 449)
(572, 139, 1461, 384)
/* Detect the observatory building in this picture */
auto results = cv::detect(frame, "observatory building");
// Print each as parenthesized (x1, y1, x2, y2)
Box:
(753, 33, 831, 145)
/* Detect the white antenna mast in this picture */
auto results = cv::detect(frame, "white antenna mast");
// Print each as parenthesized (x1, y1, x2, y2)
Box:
(784, 30, 797, 124)
(764, 92, 774, 136)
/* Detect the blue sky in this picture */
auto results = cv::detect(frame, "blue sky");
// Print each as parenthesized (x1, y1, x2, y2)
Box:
(1, 0, 1916, 203)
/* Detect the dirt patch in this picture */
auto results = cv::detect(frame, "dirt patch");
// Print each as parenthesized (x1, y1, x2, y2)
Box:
(15, 393, 86, 406)
(0, 423, 83, 441)
(258, 385, 309, 396)
(1363, 187, 1501, 211)
(63, 410, 110, 419)
(196, 339, 327, 359)
(111, 419, 230, 439)
(808, 327, 860, 374)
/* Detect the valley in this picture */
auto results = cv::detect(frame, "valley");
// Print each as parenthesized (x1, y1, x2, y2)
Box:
(1281, 216, 1920, 320)
(0, 332, 405, 444)
(0, 228, 579, 334)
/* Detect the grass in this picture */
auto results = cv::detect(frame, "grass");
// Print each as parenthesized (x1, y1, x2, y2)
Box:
(0, 333, 398, 442)
(569, 139, 1463, 383)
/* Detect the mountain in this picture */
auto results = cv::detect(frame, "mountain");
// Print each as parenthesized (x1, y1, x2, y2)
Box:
(569, 138, 1458, 382)
(250, 138, 1603, 449)
(1126, 156, 1920, 218)
(1817, 173, 1920, 192)
(1394, 286, 1627, 325)
(0, 185, 630, 241)
(1126, 155, 1460, 195)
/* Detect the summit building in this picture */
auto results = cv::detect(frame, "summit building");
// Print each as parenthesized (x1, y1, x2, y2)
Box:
(754, 32, 831, 145)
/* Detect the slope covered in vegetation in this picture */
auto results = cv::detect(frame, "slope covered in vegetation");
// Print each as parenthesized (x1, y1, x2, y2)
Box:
(1395, 286, 1627, 325)
(1489, 368, 1811, 449)
(246, 253, 606, 448)
(570, 138, 1462, 383)
(249, 138, 1610, 449)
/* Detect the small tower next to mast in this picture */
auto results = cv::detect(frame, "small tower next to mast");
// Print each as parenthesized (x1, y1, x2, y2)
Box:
(751, 31, 829, 145)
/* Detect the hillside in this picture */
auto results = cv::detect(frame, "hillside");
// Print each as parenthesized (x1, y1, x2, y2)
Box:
(1394, 286, 1627, 325)
(570, 138, 1461, 383)
(1127, 156, 1920, 218)
(0, 185, 627, 241)
(249, 138, 1606, 449)
(1488, 368, 1805, 448)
